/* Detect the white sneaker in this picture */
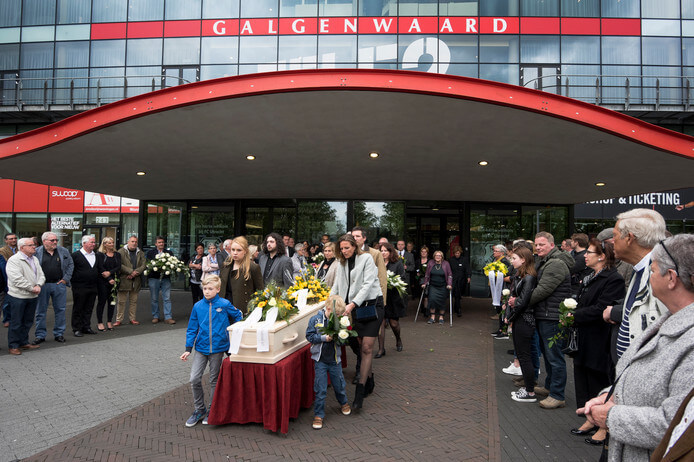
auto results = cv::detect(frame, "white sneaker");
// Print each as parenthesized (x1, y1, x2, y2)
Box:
(511, 389, 537, 403)
(502, 362, 523, 376)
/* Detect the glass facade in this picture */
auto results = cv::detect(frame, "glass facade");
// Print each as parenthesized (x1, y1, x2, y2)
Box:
(0, 0, 692, 109)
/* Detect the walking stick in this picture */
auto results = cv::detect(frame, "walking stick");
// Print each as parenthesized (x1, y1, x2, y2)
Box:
(449, 288, 453, 327)
(413, 286, 426, 322)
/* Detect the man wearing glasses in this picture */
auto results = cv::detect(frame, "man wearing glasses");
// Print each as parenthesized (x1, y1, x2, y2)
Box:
(603, 208, 668, 363)
(32, 232, 74, 345)
(5, 237, 45, 355)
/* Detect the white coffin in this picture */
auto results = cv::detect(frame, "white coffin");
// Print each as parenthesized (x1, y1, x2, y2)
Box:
(227, 302, 324, 364)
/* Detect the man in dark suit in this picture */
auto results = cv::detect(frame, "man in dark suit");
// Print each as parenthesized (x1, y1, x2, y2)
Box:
(396, 240, 415, 291)
(71, 235, 99, 337)
(259, 233, 294, 288)
(282, 234, 295, 257)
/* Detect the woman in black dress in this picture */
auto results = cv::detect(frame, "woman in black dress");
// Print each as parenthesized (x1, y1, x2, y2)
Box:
(570, 238, 625, 445)
(376, 242, 406, 356)
(96, 236, 121, 331)
(423, 250, 453, 324)
(415, 245, 431, 313)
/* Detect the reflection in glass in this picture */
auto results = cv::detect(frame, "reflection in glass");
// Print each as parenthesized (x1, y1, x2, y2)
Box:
(520, 0, 558, 16)
(90, 40, 125, 67)
(480, 64, 519, 84)
(399, 0, 438, 16)
(92, 0, 128, 22)
(89, 66, 124, 103)
(445, 63, 478, 77)
(241, 0, 278, 18)
(15, 213, 48, 240)
(164, 38, 201, 65)
(244, 207, 270, 245)
(319, 0, 357, 16)
(642, 37, 681, 66)
(445, 35, 478, 62)
(480, 0, 519, 16)
(203, 0, 240, 18)
(684, 38, 694, 65)
(20, 42, 54, 69)
(56, 24, 91, 40)
(685, 0, 694, 19)
(55, 41, 89, 68)
(601, 0, 639, 18)
(279, 35, 317, 67)
(166, 0, 202, 20)
(190, 209, 235, 255)
(358, 35, 397, 65)
(318, 35, 357, 63)
(440, 0, 478, 15)
(280, 0, 318, 17)
(561, 0, 598, 17)
(58, 0, 91, 24)
(600, 65, 642, 104)
(641, 0, 679, 18)
(560, 64, 599, 100)
(480, 36, 519, 63)
(128, 0, 164, 21)
(0, 0, 21, 27)
(561, 36, 600, 64)
(643, 66, 682, 104)
(353, 202, 404, 243)
(298, 201, 347, 243)
(642, 20, 680, 37)
(520, 36, 559, 64)
(239, 36, 278, 63)
(126, 66, 161, 97)
(22, 0, 56, 26)
(127, 39, 163, 66)
(602, 37, 640, 65)
(359, 0, 398, 16)
(202, 37, 239, 64)
(273, 207, 297, 238)
(55, 68, 88, 103)
(21, 26, 55, 43)
(0, 44, 20, 70)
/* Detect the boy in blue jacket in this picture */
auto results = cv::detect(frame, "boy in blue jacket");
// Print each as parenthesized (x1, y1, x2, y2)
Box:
(306, 294, 351, 430)
(180, 275, 242, 427)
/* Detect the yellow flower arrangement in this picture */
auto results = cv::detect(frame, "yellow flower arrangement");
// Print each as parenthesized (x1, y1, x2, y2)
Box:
(247, 281, 299, 322)
(287, 271, 330, 306)
(483, 261, 508, 276)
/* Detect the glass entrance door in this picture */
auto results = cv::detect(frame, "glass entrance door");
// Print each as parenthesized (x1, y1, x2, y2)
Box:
(84, 226, 119, 248)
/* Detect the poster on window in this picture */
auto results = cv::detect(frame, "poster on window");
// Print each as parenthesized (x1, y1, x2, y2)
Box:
(84, 192, 120, 213)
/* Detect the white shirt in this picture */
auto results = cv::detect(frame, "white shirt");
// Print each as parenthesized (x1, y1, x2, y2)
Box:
(80, 248, 96, 267)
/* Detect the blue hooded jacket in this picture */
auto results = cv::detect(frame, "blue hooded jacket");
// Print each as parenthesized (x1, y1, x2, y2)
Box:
(185, 294, 243, 354)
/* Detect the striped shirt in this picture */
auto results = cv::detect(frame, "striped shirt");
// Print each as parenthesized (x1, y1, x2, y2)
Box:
(615, 252, 652, 358)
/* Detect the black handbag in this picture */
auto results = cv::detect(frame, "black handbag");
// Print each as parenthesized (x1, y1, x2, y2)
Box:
(561, 327, 579, 357)
(354, 303, 378, 322)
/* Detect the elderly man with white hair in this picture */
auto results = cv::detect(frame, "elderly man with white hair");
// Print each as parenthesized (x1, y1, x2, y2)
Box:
(71, 235, 99, 337)
(32, 232, 73, 344)
(5, 237, 45, 355)
(602, 208, 668, 362)
(580, 234, 694, 461)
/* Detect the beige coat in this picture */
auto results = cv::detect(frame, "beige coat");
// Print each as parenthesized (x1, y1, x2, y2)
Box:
(118, 246, 146, 292)
(366, 246, 388, 304)
(6, 252, 45, 299)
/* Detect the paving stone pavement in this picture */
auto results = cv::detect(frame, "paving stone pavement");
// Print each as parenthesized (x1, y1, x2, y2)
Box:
(0, 293, 605, 461)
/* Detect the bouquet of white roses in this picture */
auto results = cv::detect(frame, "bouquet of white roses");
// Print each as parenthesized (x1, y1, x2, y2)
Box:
(386, 270, 408, 297)
(143, 252, 188, 279)
(548, 298, 578, 348)
(317, 310, 358, 346)
(313, 252, 325, 265)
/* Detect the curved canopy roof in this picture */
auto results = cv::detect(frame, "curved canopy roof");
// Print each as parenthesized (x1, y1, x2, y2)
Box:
(1, 69, 692, 204)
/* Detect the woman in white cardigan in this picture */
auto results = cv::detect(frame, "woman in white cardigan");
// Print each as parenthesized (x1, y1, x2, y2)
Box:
(331, 233, 383, 410)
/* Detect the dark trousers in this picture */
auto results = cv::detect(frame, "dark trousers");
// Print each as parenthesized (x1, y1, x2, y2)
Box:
(7, 295, 37, 349)
(452, 279, 467, 314)
(95, 279, 115, 324)
(191, 283, 203, 304)
(512, 316, 536, 393)
(71, 286, 97, 332)
(574, 363, 611, 410)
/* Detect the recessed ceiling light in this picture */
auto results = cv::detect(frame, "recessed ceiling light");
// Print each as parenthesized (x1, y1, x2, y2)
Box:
(136, 171, 146, 176)
(432, 208, 439, 211)
(595, 182, 606, 187)
(246, 155, 256, 160)
(191, 206, 198, 209)
(478, 160, 488, 166)
(369, 152, 379, 158)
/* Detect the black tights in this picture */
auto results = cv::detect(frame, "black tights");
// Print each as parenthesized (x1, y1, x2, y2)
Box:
(377, 318, 401, 353)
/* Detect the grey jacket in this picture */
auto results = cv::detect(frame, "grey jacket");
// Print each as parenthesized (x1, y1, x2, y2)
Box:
(35, 245, 74, 287)
(258, 253, 294, 288)
(330, 253, 382, 307)
(607, 302, 694, 462)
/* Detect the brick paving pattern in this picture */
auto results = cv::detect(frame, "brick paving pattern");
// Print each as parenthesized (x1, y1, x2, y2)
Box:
(1, 293, 604, 461)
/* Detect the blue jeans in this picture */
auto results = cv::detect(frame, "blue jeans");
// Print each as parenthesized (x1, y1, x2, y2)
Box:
(148, 278, 172, 320)
(34, 282, 67, 338)
(536, 319, 567, 401)
(190, 351, 224, 413)
(7, 295, 38, 349)
(313, 360, 348, 418)
(2, 292, 9, 324)
(531, 329, 542, 380)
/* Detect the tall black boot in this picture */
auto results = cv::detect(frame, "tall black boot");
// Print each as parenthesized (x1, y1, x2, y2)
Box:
(364, 374, 375, 396)
(353, 383, 365, 410)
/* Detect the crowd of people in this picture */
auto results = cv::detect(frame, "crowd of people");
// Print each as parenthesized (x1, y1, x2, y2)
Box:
(3, 208, 693, 460)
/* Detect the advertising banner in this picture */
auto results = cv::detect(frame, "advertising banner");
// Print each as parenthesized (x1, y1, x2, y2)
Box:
(84, 192, 120, 213)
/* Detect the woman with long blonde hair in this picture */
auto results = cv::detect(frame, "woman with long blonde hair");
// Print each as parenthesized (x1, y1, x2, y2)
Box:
(96, 236, 121, 331)
(220, 236, 264, 315)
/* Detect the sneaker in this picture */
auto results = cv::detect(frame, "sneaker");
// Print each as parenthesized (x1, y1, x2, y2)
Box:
(202, 415, 209, 425)
(312, 416, 323, 429)
(341, 403, 351, 416)
(438, 319, 444, 325)
(539, 396, 566, 409)
(511, 389, 537, 403)
(534, 386, 550, 397)
(494, 333, 510, 340)
(185, 410, 206, 427)
(502, 362, 522, 376)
